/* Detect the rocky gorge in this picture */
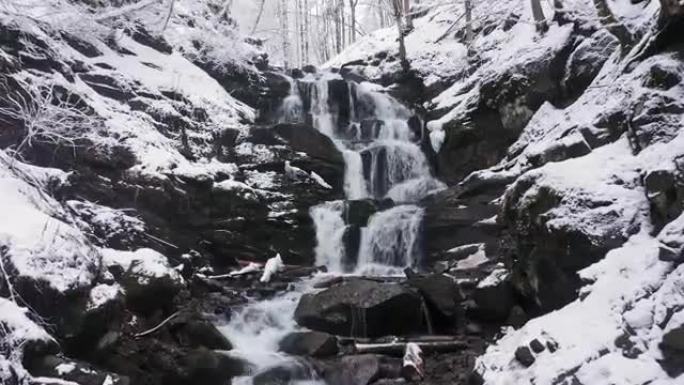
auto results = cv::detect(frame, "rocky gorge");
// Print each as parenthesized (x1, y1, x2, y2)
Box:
(1, 1, 684, 385)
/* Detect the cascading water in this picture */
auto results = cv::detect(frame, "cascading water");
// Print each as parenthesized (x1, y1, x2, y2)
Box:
(220, 72, 445, 385)
(296, 73, 444, 273)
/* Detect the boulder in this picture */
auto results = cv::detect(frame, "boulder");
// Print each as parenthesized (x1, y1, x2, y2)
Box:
(272, 123, 346, 192)
(294, 279, 425, 338)
(562, 30, 618, 101)
(28, 355, 129, 385)
(278, 331, 339, 357)
(344, 200, 378, 227)
(514, 346, 535, 367)
(659, 324, 684, 377)
(469, 277, 515, 322)
(407, 273, 461, 325)
(253, 361, 318, 385)
(170, 314, 233, 350)
(321, 354, 402, 385)
(181, 348, 248, 384)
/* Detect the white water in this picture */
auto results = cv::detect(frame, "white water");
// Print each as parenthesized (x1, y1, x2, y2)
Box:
(221, 73, 445, 385)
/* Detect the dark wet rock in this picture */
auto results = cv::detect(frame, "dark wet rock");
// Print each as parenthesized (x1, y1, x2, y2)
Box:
(407, 273, 461, 327)
(28, 355, 129, 385)
(434, 31, 575, 184)
(344, 200, 378, 227)
(129, 27, 173, 54)
(294, 278, 425, 338)
(279, 331, 339, 357)
(506, 305, 528, 329)
(78, 73, 134, 101)
(500, 173, 639, 312)
(529, 339, 546, 353)
(169, 315, 233, 350)
(118, 273, 183, 316)
(253, 361, 318, 385)
(341, 225, 361, 271)
(469, 277, 515, 322)
(182, 348, 248, 384)
(629, 93, 684, 152)
(514, 346, 535, 367)
(61, 33, 102, 58)
(527, 135, 591, 168)
(320, 354, 402, 385)
(423, 181, 505, 265)
(302, 65, 317, 74)
(272, 123, 346, 192)
(644, 63, 682, 90)
(659, 324, 684, 377)
(562, 30, 618, 101)
(546, 340, 559, 353)
(644, 169, 684, 231)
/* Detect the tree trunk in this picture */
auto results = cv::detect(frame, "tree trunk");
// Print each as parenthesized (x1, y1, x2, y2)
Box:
(464, 0, 473, 44)
(530, 0, 548, 33)
(593, 0, 633, 47)
(391, 0, 410, 72)
(250, 0, 266, 34)
(404, 0, 413, 30)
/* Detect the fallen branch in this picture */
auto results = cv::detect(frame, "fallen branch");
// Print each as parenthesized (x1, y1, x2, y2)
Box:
(353, 340, 469, 356)
(134, 310, 180, 338)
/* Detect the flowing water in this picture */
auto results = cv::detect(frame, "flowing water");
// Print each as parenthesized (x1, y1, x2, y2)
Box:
(221, 72, 445, 384)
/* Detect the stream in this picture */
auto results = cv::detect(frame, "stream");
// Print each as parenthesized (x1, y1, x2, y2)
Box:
(220, 72, 445, 384)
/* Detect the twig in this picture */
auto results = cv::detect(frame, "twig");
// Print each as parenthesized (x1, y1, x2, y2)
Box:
(134, 310, 180, 338)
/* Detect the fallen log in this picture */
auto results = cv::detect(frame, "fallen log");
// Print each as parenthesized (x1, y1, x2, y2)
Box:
(353, 340, 469, 356)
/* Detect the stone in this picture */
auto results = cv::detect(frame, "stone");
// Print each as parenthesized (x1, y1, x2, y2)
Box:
(344, 200, 378, 227)
(278, 331, 339, 357)
(529, 339, 546, 353)
(470, 279, 515, 322)
(514, 346, 535, 367)
(294, 278, 425, 338)
(321, 354, 402, 385)
(644, 63, 682, 90)
(182, 347, 248, 384)
(28, 355, 129, 385)
(407, 273, 461, 324)
(506, 305, 528, 329)
(171, 317, 233, 350)
(659, 324, 684, 377)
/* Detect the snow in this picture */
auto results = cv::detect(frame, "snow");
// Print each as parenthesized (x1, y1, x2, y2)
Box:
(55, 363, 76, 375)
(214, 179, 260, 201)
(0, 153, 99, 293)
(454, 244, 488, 271)
(87, 283, 122, 310)
(260, 253, 285, 283)
(310, 171, 333, 190)
(0, 298, 54, 383)
(478, 265, 509, 289)
(101, 248, 183, 285)
(478, 232, 683, 385)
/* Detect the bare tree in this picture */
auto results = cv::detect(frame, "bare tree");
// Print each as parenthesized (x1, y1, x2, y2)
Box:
(593, 0, 633, 47)
(404, 0, 413, 31)
(464, 0, 473, 44)
(530, 0, 548, 33)
(161, 0, 175, 31)
(251, 0, 266, 35)
(349, 0, 360, 43)
(388, 0, 410, 72)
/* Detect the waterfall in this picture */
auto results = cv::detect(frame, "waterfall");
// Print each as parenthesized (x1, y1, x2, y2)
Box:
(356, 205, 424, 274)
(297, 73, 444, 273)
(309, 201, 346, 272)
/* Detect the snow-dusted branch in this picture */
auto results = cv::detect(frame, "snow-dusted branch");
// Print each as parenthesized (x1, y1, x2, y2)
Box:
(0, 79, 98, 158)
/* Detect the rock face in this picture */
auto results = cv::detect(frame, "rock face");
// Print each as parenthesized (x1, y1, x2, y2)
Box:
(660, 324, 684, 377)
(294, 279, 426, 337)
